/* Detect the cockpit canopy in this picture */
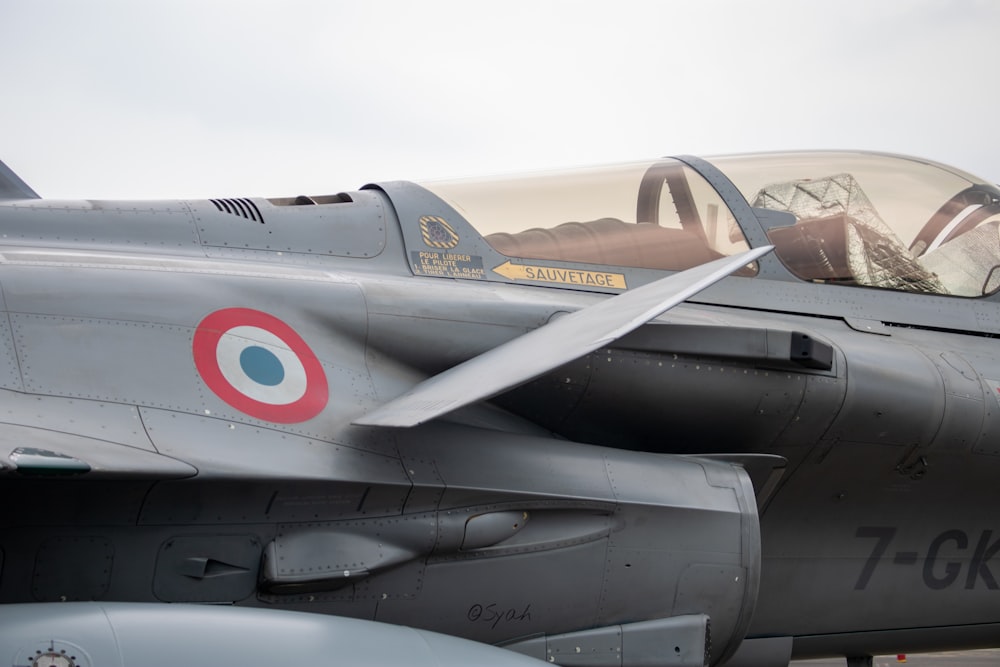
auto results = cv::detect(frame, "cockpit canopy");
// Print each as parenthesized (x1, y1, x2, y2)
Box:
(422, 152, 1000, 297)
(425, 159, 754, 274)
(714, 152, 1000, 297)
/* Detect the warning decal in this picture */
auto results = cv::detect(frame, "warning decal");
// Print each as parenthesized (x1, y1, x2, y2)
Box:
(492, 261, 627, 289)
(411, 250, 486, 280)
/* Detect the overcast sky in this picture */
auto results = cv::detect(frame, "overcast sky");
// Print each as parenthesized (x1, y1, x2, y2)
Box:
(1, 0, 997, 199)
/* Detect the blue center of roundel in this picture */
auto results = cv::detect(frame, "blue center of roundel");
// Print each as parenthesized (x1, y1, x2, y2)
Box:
(239, 346, 285, 386)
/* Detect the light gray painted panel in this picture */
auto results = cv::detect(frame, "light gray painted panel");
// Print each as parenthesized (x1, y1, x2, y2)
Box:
(0, 282, 19, 390)
(0, 603, 553, 667)
(137, 408, 408, 485)
(0, 200, 202, 253)
(0, 319, 19, 391)
(0, 389, 153, 451)
(0, 257, 355, 325)
(8, 288, 376, 439)
(193, 191, 386, 259)
(0, 263, 376, 439)
(0, 421, 192, 477)
(13, 312, 210, 408)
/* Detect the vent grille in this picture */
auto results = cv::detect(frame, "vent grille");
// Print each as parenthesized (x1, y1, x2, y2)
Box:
(210, 198, 264, 223)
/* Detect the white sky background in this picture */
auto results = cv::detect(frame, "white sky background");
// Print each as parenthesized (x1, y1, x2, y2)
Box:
(0, 0, 997, 199)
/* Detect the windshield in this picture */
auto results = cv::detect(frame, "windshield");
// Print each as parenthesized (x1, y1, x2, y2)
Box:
(422, 159, 755, 274)
(709, 152, 1000, 297)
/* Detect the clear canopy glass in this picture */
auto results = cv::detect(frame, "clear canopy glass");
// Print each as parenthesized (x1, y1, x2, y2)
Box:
(422, 152, 1000, 297)
(424, 159, 754, 274)
(709, 151, 1000, 296)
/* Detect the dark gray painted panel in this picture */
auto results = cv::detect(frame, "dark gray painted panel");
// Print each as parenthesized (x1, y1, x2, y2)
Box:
(32, 535, 113, 601)
(153, 534, 261, 602)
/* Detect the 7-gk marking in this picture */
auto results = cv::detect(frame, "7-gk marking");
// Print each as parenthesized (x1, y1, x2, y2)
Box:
(855, 526, 1000, 591)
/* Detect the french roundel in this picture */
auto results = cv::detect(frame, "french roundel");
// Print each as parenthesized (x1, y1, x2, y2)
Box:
(193, 308, 328, 423)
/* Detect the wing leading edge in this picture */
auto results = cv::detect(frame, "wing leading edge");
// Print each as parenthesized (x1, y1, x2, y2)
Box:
(355, 246, 773, 427)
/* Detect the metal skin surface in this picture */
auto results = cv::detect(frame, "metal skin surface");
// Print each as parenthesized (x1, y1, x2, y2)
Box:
(0, 152, 999, 667)
(0, 602, 553, 667)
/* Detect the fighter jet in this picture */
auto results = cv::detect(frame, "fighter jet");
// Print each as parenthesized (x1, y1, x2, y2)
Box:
(0, 150, 998, 667)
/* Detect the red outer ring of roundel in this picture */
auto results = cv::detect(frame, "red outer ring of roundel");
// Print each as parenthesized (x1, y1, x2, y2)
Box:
(193, 308, 329, 423)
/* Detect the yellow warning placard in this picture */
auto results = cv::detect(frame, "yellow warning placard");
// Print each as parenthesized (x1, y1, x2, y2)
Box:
(492, 261, 627, 289)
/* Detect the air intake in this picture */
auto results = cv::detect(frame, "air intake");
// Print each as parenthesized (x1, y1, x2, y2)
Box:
(210, 198, 264, 223)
